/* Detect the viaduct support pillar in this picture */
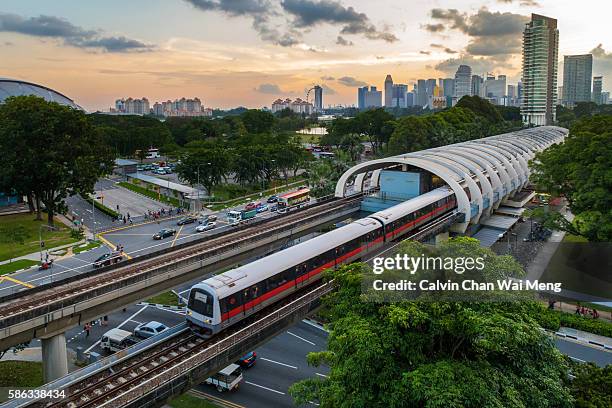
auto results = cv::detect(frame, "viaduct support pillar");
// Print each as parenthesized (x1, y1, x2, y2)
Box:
(41, 333, 68, 383)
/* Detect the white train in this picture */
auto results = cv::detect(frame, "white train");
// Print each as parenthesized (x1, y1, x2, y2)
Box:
(186, 187, 456, 337)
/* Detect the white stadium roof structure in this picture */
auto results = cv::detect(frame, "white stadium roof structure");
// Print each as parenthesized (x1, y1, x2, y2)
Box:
(0, 78, 82, 110)
(335, 126, 568, 233)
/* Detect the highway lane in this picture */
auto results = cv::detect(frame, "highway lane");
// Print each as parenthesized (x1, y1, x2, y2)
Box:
(555, 338, 612, 367)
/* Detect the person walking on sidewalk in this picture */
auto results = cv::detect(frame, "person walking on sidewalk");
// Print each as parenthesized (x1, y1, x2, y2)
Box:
(84, 323, 91, 338)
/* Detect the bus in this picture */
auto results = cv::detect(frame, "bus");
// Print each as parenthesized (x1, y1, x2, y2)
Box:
(146, 148, 160, 159)
(278, 188, 310, 211)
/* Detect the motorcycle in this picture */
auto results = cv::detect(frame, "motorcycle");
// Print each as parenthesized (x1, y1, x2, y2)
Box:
(38, 259, 54, 270)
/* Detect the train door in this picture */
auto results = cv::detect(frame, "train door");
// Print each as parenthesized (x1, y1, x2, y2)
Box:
(242, 284, 260, 315)
(295, 263, 309, 288)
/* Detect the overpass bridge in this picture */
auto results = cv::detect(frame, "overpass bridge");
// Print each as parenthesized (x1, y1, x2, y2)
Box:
(0, 195, 363, 380)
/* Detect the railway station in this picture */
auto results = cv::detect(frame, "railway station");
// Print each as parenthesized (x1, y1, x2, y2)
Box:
(0, 126, 571, 407)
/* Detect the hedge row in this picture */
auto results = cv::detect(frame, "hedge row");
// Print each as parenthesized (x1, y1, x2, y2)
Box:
(81, 195, 121, 219)
(536, 309, 612, 338)
(117, 182, 186, 208)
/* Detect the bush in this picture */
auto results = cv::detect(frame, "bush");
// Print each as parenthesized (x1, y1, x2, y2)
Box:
(537, 309, 612, 337)
(81, 194, 121, 219)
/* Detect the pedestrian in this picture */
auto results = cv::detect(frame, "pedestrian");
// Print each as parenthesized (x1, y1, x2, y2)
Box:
(103, 315, 108, 326)
(45, 251, 49, 263)
(123, 216, 127, 224)
(84, 323, 91, 338)
(116, 204, 120, 212)
(129, 218, 133, 225)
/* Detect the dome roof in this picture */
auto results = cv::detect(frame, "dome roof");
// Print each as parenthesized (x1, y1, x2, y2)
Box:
(0, 78, 83, 110)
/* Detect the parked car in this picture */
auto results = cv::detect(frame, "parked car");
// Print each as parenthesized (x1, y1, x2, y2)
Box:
(256, 204, 268, 213)
(100, 328, 139, 353)
(199, 214, 217, 223)
(134, 321, 168, 339)
(177, 216, 197, 225)
(236, 351, 257, 368)
(245, 202, 258, 211)
(267, 195, 278, 203)
(93, 251, 123, 268)
(152, 169, 166, 175)
(270, 204, 278, 212)
(153, 228, 176, 240)
(196, 221, 216, 232)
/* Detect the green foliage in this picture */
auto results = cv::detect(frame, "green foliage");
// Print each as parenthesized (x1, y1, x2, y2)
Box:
(176, 148, 231, 195)
(456, 95, 504, 123)
(0, 96, 115, 226)
(530, 115, 612, 241)
(307, 151, 352, 197)
(534, 309, 612, 338)
(290, 240, 573, 408)
(0, 360, 42, 388)
(569, 363, 612, 408)
(117, 182, 185, 208)
(239, 109, 275, 134)
(81, 194, 121, 219)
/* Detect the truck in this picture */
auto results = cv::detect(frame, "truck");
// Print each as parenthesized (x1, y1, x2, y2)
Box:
(100, 328, 140, 353)
(205, 363, 243, 392)
(227, 209, 257, 226)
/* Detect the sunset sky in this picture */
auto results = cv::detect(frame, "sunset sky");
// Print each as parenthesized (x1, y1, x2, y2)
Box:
(1, 0, 611, 111)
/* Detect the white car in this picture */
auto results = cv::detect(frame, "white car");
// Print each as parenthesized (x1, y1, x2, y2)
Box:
(196, 221, 216, 232)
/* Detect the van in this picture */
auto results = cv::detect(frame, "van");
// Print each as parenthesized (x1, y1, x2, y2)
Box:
(100, 328, 139, 353)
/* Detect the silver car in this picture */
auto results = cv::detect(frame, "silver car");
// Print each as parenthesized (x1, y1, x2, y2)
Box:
(134, 321, 168, 339)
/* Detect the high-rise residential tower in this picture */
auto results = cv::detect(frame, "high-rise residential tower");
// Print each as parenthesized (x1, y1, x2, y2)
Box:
(384, 74, 393, 107)
(521, 14, 559, 125)
(592, 76, 603, 104)
(454, 65, 472, 99)
(313, 85, 323, 112)
(562, 54, 592, 107)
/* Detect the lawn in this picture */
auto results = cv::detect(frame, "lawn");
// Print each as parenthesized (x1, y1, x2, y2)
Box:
(72, 240, 101, 254)
(0, 361, 43, 388)
(147, 291, 181, 306)
(0, 213, 78, 262)
(0, 259, 39, 275)
(169, 393, 220, 408)
(562, 233, 588, 243)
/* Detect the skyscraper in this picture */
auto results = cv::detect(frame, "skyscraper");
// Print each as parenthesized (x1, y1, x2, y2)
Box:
(471, 75, 483, 97)
(358, 86, 382, 109)
(392, 84, 408, 108)
(384, 74, 393, 108)
(454, 65, 472, 99)
(416, 79, 427, 107)
(358, 87, 367, 110)
(521, 14, 559, 126)
(313, 85, 323, 112)
(562, 54, 592, 107)
(425, 79, 437, 98)
(440, 78, 455, 97)
(592, 76, 603, 104)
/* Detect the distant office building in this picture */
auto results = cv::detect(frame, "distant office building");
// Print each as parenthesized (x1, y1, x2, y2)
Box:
(406, 92, 415, 107)
(562, 54, 592, 107)
(384, 75, 394, 107)
(272, 98, 313, 114)
(521, 14, 559, 126)
(416, 79, 427, 107)
(592, 76, 603, 104)
(557, 86, 564, 105)
(425, 79, 437, 98)
(602, 91, 610, 105)
(471, 75, 483, 97)
(508, 85, 516, 99)
(313, 85, 323, 112)
(357, 86, 382, 109)
(454, 65, 472, 99)
(439, 78, 455, 97)
(484, 74, 507, 103)
(391, 84, 408, 108)
(114, 97, 150, 115)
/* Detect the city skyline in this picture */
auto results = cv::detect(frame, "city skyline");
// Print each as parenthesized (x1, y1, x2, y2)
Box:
(1, 0, 611, 111)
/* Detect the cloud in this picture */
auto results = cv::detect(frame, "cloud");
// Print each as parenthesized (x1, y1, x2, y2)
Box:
(590, 44, 612, 80)
(434, 54, 513, 76)
(337, 76, 367, 87)
(320, 75, 335, 80)
(254, 83, 283, 94)
(423, 23, 445, 33)
(281, 0, 397, 42)
(0, 13, 153, 52)
(497, 0, 540, 6)
(427, 7, 528, 74)
(319, 83, 337, 95)
(336, 35, 353, 46)
(185, 0, 269, 15)
(420, 50, 431, 55)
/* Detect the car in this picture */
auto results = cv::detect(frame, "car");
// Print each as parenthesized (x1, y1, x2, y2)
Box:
(153, 169, 167, 175)
(134, 321, 168, 339)
(177, 216, 197, 225)
(199, 214, 217, 223)
(270, 204, 278, 212)
(298, 185, 308, 190)
(153, 228, 176, 240)
(236, 351, 257, 368)
(245, 202, 258, 211)
(256, 204, 268, 213)
(196, 221, 216, 232)
(93, 252, 122, 268)
(267, 195, 278, 203)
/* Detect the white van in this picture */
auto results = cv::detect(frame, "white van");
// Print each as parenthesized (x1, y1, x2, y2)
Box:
(205, 363, 243, 392)
(100, 328, 139, 352)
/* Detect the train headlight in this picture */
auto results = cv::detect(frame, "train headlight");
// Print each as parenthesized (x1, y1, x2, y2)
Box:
(187, 311, 192, 316)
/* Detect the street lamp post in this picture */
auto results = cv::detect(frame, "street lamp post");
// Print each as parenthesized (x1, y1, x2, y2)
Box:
(39, 224, 53, 262)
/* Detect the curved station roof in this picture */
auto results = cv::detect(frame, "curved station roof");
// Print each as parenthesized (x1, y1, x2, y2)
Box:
(335, 126, 568, 233)
(0, 78, 82, 110)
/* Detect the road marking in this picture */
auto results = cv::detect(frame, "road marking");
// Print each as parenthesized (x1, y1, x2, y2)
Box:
(0, 275, 35, 288)
(260, 357, 298, 369)
(86, 209, 92, 214)
(171, 225, 184, 247)
(245, 381, 285, 395)
(569, 356, 586, 363)
(128, 320, 142, 325)
(315, 373, 328, 378)
(97, 233, 117, 250)
(286, 331, 316, 345)
(302, 319, 329, 333)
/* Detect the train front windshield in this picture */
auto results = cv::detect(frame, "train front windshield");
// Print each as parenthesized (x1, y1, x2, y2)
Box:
(188, 288, 214, 318)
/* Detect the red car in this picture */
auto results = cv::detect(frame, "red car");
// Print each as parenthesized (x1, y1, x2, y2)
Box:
(245, 202, 259, 211)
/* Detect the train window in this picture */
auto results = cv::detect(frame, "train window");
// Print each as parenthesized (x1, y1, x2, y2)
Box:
(188, 289, 214, 318)
(250, 285, 259, 299)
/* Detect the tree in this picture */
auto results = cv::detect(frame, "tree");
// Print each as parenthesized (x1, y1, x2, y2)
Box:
(176, 148, 231, 196)
(354, 108, 394, 153)
(0, 96, 114, 226)
(239, 109, 275, 134)
(290, 239, 573, 408)
(387, 116, 428, 154)
(529, 115, 612, 241)
(339, 133, 363, 162)
(568, 362, 612, 408)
